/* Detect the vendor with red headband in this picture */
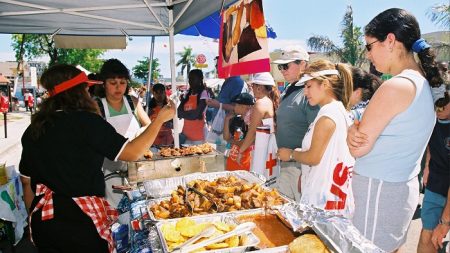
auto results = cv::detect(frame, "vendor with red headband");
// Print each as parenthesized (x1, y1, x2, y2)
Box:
(19, 64, 174, 253)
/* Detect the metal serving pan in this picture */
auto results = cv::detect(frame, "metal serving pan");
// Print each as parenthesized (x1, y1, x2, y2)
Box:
(155, 214, 260, 253)
(141, 170, 266, 199)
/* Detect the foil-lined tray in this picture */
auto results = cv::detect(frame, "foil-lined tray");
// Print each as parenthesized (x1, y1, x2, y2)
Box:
(276, 203, 386, 253)
(141, 170, 267, 198)
(155, 214, 260, 253)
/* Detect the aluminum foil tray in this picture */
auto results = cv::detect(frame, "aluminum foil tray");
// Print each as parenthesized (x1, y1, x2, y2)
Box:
(154, 214, 260, 253)
(142, 170, 267, 198)
(146, 195, 291, 223)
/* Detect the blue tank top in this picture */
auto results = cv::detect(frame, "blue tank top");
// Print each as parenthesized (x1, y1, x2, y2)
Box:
(354, 70, 436, 182)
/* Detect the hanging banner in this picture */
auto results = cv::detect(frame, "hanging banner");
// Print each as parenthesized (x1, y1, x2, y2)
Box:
(218, 0, 270, 78)
(30, 67, 37, 87)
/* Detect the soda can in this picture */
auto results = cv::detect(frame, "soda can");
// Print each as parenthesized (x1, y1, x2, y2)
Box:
(131, 219, 144, 231)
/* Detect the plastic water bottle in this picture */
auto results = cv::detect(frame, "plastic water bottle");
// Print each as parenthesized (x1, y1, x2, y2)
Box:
(234, 127, 243, 141)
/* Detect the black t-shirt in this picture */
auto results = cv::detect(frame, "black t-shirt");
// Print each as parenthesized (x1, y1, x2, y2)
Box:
(228, 116, 248, 139)
(20, 111, 127, 198)
(426, 120, 450, 197)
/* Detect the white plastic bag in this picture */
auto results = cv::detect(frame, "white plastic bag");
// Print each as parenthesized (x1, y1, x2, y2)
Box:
(206, 103, 226, 143)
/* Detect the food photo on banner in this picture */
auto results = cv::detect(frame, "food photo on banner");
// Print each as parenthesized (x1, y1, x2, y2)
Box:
(218, 0, 270, 78)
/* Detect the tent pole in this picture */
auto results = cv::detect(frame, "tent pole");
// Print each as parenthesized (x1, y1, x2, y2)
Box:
(145, 35, 155, 115)
(168, 4, 180, 148)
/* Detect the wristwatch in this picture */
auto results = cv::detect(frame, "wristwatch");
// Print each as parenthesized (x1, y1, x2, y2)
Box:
(439, 218, 450, 226)
(289, 151, 294, 161)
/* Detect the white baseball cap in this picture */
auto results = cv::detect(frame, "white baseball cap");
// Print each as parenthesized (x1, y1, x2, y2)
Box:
(272, 45, 309, 64)
(248, 72, 275, 86)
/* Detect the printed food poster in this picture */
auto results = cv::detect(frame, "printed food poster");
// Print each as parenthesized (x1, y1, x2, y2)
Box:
(218, 0, 270, 78)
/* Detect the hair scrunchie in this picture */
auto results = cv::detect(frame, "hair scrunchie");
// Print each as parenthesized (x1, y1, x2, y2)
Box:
(412, 38, 431, 53)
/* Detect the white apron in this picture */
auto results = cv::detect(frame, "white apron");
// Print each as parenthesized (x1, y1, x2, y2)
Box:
(251, 118, 281, 188)
(101, 97, 140, 221)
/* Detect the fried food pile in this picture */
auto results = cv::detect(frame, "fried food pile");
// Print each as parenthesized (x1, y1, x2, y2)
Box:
(159, 143, 214, 157)
(161, 217, 247, 251)
(150, 176, 286, 219)
(143, 150, 153, 159)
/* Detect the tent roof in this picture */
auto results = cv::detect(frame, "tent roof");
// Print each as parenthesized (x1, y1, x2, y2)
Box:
(0, 0, 235, 36)
(0, 74, 10, 83)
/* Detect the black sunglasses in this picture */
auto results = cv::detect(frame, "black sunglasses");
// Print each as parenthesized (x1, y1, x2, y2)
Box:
(277, 60, 302, 71)
(365, 40, 379, 51)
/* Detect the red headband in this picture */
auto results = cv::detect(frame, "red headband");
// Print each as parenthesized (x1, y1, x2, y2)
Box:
(48, 72, 102, 97)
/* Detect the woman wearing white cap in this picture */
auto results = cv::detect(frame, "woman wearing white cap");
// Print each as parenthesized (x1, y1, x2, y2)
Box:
(229, 72, 280, 167)
(278, 60, 355, 218)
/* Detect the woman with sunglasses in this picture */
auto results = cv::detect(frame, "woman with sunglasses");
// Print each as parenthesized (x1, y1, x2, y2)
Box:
(418, 88, 449, 253)
(19, 64, 174, 252)
(272, 45, 320, 201)
(347, 8, 444, 252)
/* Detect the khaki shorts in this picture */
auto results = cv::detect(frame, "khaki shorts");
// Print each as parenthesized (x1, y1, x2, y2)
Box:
(276, 161, 301, 201)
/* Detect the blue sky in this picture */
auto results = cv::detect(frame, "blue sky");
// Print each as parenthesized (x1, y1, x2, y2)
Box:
(0, 0, 446, 78)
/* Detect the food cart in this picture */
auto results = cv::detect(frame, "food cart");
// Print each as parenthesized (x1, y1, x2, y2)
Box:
(121, 152, 385, 253)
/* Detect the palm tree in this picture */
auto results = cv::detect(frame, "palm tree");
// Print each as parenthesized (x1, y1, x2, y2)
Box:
(307, 6, 365, 67)
(427, 4, 450, 29)
(176, 46, 196, 79)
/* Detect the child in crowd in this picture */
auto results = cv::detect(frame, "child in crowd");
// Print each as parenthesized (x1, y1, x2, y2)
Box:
(148, 83, 174, 146)
(224, 93, 254, 171)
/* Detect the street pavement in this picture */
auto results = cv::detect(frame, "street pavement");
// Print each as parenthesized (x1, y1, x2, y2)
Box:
(0, 109, 435, 253)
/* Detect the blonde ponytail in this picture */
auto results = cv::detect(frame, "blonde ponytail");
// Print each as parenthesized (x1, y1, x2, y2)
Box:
(335, 63, 353, 110)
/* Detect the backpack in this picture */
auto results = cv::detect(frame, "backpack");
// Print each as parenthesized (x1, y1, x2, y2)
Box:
(96, 95, 135, 118)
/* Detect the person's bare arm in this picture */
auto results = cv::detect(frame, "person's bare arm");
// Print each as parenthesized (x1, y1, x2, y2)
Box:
(287, 116, 335, 165)
(20, 175, 33, 212)
(205, 99, 235, 112)
(119, 101, 175, 161)
(132, 97, 151, 126)
(238, 102, 264, 152)
(223, 113, 235, 142)
(348, 78, 416, 157)
(431, 188, 450, 249)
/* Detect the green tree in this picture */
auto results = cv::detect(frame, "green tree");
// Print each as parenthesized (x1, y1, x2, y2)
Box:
(176, 46, 196, 78)
(427, 4, 450, 29)
(132, 57, 161, 82)
(11, 34, 105, 72)
(307, 6, 365, 67)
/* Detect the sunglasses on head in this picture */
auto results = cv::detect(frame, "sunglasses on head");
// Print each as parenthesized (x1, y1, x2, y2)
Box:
(365, 40, 380, 52)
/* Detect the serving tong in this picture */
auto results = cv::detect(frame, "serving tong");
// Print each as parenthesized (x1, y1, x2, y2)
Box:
(184, 184, 219, 214)
(173, 222, 256, 253)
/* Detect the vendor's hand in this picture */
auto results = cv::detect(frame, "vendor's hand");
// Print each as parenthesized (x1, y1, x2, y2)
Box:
(431, 223, 450, 250)
(347, 120, 368, 150)
(278, 148, 293, 162)
(157, 100, 176, 123)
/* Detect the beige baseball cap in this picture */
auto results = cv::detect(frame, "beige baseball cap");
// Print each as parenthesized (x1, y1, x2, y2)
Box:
(272, 45, 309, 64)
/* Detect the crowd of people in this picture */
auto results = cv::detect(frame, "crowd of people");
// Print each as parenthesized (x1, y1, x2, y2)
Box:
(17, 7, 449, 253)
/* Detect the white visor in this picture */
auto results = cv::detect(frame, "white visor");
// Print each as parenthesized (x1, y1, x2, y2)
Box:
(295, 69, 340, 86)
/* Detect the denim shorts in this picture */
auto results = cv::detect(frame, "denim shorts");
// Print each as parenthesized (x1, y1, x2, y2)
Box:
(421, 189, 446, 230)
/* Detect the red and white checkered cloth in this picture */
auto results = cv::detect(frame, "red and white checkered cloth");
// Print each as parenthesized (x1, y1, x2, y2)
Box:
(30, 183, 118, 253)
(73, 196, 118, 253)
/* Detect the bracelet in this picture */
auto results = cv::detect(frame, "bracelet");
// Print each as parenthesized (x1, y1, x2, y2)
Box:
(439, 218, 450, 226)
